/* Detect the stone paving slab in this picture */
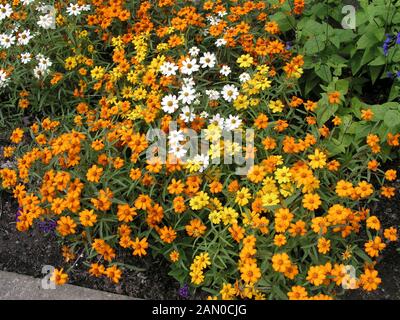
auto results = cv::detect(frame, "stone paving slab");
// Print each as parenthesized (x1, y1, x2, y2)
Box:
(0, 271, 134, 300)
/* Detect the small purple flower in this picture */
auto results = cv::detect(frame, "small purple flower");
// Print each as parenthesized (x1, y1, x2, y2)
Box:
(387, 71, 394, 78)
(396, 71, 400, 79)
(396, 32, 400, 45)
(178, 284, 190, 299)
(285, 41, 292, 50)
(383, 34, 392, 56)
(38, 220, 57, 234)
(16, 207, 22, 222)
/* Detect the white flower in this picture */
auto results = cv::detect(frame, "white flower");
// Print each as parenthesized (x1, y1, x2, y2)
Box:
(220, 65, 231, 76)
(222, 84, 239, 102)
(37, 55, 52, 70)
(225, 115, 242, 131)
(218, 11, 227, 17)
(0, 4, 13, 21)
(20, 52, 32, 64)
(18, 30, 33, 45)
(194, 154, 209, 172)
(180, 58, 199, 75)
(215, 38, 227, 47)
(0, 69, 9, 88)
(239, 72, 251, 83)
(33, 66, 48, 79)
(81, 4, 91, 11)
(205, 89, 220, 101)
(0, 34, 15, 49)
(208, 16, 221, 26)
(161, 94, 179, 114)
(178, 85, 196, 104)
(168, 130, 185, 146)
(169, 144, 187, 159)
(200, 111, 209, 119)
(189, 46, 200, 57)
(199, 52, 217, 68)
(209, 113, 225, 128)
(180, 106, 195, 123)
(21, 0, 35, 5)
(67, 3, 83, 16)
(182, 77, 195, 88)
(160, 61, 178, 76)
(37, 14, 55, 29)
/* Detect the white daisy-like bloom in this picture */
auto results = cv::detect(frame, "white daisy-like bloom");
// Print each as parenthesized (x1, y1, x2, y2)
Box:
(208, 16, 221, 26)
(205, 89, 220, 101)
(0, 3, 13, 20)
(219, 65, 231, 76)
(224, 115, 242, 131)
(67, 3, 83, 16)
(215, 38, 227, 47)
(169, 144, 187, 159)
(17, 30, 33, 46)
(199, 52, 217, 69)
(194, 154, 210, 172)
(168, 130, 185, 146)
(160, 61, 178, 76)
(189, 46, 200, 57)
(0, 34, 15, 49)
(161, 94, 179, 114)
(0, 69, 9, 88)
(209, 113, 225, 128)
(37, 55, 52, 70)
(81, 4, 91, 11)
(178, 85, 196, 104)
(20, 52, 32, 64)
(218, 11, 227, 17)
(21, 0, 35, 5)
(37, 14, 55, 29)
(239, 72, 251, 83)
(222, 84, 239, 102)
(200, 111, 209, 119)
(182, 77, 195, 88)
(33, 65, 48, 79)
(179, 106, 195, 123)
(180, 58, 199, 75)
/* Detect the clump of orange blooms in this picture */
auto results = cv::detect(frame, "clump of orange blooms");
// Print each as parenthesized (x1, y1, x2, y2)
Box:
(0, 0, 399, 300)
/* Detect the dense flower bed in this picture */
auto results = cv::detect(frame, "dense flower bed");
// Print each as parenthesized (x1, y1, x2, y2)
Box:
(0, 0, 399, 300)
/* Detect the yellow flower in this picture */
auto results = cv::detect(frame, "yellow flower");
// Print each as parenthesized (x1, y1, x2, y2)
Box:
(208, 210, 222, 224)
(261, 192, 280, 207)
(268, 99, 285, 113)
(308, 149, 327, 169)
(274, 166, 292, 184)
(91, 66, 105, 80)
(237, 54, 253, 68)
(220, 207, 239, 225)
(235, 187, 251, 206)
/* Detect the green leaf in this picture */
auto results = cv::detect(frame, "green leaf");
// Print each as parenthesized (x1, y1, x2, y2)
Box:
(315, 64, 332, 83)
(384, 110, 400, 128)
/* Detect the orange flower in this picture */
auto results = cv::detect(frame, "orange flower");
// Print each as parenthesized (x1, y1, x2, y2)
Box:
(132, 237, 149, 256)
(86, 165, 103, 183)
(159, 226, 177, 243)
(185, 219, 207, 237)
(105, 265, 122, 284)
(51, 268, 68, 285)
(302, 193, 321, 211)
(328, 91, 340, 104)
(57, 216, 77, 236)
